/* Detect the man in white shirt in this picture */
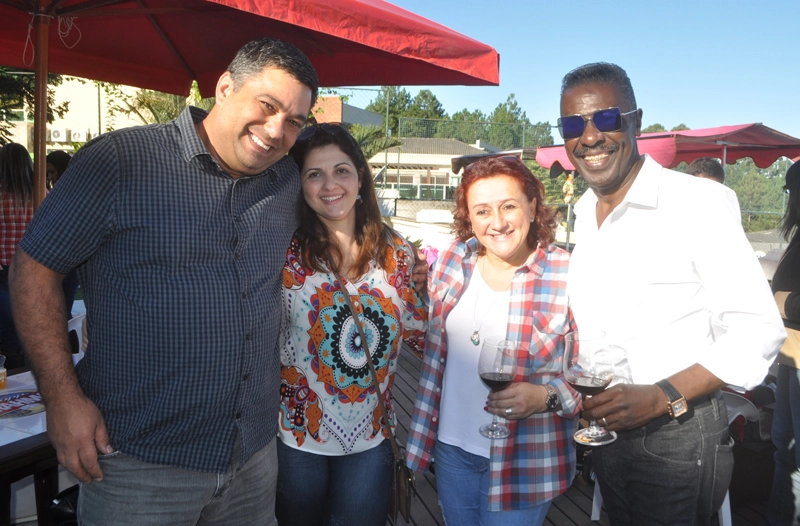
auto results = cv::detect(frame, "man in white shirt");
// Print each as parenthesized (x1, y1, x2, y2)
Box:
(562, 62, 785, 525)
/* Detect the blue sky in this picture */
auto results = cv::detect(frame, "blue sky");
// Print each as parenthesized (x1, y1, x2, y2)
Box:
(388, 0, 800, 141)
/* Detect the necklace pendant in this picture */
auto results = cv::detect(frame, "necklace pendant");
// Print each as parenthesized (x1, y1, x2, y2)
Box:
(470, 331, 480, 346)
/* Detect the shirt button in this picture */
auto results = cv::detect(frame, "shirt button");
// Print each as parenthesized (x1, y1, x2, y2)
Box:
(354, 300, 359, 306)
(242, 374, 249, 381)
(235, 253, 242, 260)
(242, 292, 247, 299)
(245, 334, 251, 341)
(235, 412, 242, 419)
(432, 417, 438, 422)
(439, 358, 445, 363)
(435, 387, 441, 393)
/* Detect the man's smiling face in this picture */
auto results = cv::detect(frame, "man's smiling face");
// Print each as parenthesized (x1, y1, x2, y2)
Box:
(560, 82, 642, 196)
(211, 67, 312, 178)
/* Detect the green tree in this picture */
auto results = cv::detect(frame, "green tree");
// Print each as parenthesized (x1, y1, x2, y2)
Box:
(99, 81, 213, 126)
(365, 86, 411, 135)
(671, 123, 690, 131)
(349, 124, 401, 161)
(725, 158, 785, 232)
(405, 89, 446, 120)
(0, 67, 70, 145)
(433, 108, 488, 144)
(487, 94, 528, 149)
(522, 122, 554, 148)
(642, 123, 667, 133)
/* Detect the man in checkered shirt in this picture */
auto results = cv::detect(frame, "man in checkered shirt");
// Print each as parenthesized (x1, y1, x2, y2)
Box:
(9, 39, 318, 525)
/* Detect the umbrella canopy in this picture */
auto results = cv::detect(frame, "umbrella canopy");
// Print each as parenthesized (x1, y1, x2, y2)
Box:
(0, 0, 500, 207)
(536, 123, 800, 172)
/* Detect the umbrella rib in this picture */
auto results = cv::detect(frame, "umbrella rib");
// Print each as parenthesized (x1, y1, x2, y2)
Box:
(56, 0, 131, 17)
(135, 0, 196, 81)
(0, 0, 34, 12)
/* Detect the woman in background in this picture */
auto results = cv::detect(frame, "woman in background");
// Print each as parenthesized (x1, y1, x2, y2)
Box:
(276, 123, 427, 526)
(407, 155, 580, 525)
(0, 143, 34, 368)
(767, 161, 800, 526)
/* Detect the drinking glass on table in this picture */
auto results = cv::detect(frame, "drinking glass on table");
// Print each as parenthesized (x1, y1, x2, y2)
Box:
(563, 330, 617, 446)
(478, 339, 518, 439)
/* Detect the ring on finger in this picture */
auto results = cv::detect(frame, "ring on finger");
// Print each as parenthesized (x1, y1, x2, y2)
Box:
(505, 407, 513, 416)
(601, 416, 608, 427)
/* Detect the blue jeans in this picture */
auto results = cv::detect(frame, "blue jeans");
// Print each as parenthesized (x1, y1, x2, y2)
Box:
(433, 441, 551, 526)
(767, 363, 800, 525)
(276, 438, 393, 526)
(78, 437, 278, 525)
(594, 392, 733, 526)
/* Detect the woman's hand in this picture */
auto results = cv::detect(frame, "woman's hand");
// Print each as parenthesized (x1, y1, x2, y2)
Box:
(486, 384, 549, 420)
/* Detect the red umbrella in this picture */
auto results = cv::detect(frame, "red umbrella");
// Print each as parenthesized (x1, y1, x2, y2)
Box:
(0, 0, 500, 207)
(536, 123, 800, 172)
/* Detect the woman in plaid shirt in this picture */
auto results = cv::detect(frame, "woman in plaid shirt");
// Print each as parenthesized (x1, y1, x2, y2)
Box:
(0, 143, 34, 369)
(407, 155, 580, 525)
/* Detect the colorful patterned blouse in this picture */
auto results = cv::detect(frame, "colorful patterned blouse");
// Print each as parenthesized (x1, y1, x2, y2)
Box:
(278, 230, 427, 456)
(1, 193, 33, 266)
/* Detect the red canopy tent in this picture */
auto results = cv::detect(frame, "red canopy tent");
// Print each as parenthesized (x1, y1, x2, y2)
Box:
(0, 0, 501, 207)
(536, 123, 800, 173)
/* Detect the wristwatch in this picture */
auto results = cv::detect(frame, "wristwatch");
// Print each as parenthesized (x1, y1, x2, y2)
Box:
(544, 384, 559, 411)
(656, 379, 688, 419)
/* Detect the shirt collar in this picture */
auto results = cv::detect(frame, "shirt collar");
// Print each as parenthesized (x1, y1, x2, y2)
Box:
(573, 154, 660, 216)
(176, 106, 281, 180)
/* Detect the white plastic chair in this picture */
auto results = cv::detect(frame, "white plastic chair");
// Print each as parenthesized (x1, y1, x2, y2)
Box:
(589, 391, 753, 523)
(67, 313, 86, 361)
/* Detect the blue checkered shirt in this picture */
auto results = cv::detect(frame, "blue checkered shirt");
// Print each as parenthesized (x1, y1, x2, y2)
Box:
(19, 107, 300, 472)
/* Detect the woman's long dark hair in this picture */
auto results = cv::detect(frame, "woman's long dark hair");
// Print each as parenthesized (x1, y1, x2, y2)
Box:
(0, 143, 34, 213)
(782, 162, 800, 242)
(289, 124, 390, 279)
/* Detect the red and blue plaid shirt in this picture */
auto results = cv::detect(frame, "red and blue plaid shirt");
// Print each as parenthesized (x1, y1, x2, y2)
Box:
(406, 237, 580, 511)
(1, 193, 33, 266)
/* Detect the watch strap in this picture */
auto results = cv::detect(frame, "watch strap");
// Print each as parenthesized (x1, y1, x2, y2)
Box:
(544, 384, 559, 410)
(656, 379, 688, 419)
(655, 379, 682, 402)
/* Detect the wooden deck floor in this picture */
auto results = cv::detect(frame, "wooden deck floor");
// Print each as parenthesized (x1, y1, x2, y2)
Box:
(391, 345, 769, 526)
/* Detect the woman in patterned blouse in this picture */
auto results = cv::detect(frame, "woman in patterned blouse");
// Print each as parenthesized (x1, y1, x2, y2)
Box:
(276, 123, 427, 526)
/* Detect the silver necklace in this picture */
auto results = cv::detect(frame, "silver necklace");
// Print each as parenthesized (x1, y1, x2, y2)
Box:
(470, 258, 512, 346)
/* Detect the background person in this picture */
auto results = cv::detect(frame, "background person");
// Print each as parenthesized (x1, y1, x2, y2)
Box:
(276, 123, 427, 526)
(0, 142, 34, 369)
(687, 156, 726, 184)
(10, 38, 319, 525)
(406, 155, 580, 526)
(767, 162, 800, 525)
(46, 150, 72, 189)
(562, 62, 785, 525)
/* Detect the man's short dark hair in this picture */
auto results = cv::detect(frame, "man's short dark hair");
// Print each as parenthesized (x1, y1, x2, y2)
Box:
(228, 38, 319, 107)
(687, 157, 725, 184)
(561, 62, 637, 111)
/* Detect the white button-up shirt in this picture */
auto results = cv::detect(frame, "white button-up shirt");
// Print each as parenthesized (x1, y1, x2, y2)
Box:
(568, 155, 785, 390)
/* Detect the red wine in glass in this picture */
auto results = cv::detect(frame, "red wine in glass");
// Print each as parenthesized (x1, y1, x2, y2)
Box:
(564, 330, 617, 446)
(480, 372, 514, 392)
(478, 339, 518, 439)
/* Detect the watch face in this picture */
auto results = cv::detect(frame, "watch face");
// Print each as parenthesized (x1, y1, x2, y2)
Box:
(671, 398, 688, 418)
(546, 392, 558, 409)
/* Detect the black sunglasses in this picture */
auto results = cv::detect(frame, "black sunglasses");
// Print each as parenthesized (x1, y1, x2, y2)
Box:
(296, 123, 352, 144)
(557, 107, 638, 140)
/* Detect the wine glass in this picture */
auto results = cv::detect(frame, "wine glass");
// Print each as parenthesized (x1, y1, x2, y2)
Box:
(478, 339, 518, 439)
(563, 330, 617, 446)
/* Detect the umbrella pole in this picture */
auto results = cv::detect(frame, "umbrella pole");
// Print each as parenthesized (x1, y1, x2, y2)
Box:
(33, 3, 52, 211)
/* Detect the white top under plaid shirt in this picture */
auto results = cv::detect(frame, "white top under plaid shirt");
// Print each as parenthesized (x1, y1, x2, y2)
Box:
(19, 107, 299, 472)
(406, 237, 581, 511)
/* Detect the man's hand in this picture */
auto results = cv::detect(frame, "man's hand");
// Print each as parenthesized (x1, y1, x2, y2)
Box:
(46, 393, 112, 483)
(411, 246, 429, 293)
(582, 384, 666, 431)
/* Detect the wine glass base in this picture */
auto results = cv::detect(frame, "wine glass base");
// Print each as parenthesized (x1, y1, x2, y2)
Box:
(480, 423, 510, 439)
(574, 429, 617, 446)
